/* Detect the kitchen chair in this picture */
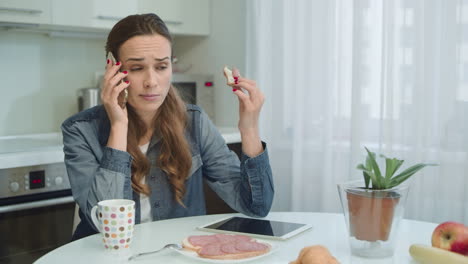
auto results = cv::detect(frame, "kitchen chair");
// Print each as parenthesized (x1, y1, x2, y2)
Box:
(72, 204, 80, 235)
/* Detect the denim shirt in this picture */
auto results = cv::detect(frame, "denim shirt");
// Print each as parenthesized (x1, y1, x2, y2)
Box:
(61, 104, 274, 240)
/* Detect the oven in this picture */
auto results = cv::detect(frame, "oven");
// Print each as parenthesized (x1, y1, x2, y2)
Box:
(172, 73, 215, 121)
(0, 134, 74, 264)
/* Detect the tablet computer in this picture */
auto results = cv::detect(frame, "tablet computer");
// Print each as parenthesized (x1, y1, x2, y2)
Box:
(197, 216, 312, 240)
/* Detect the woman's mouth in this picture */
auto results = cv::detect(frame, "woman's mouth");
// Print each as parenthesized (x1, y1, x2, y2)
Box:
(140, 94, 159, 101)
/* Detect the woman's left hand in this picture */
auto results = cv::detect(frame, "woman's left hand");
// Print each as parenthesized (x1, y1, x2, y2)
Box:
(230, 68, 264, 157)
(231, 68, 265, 133)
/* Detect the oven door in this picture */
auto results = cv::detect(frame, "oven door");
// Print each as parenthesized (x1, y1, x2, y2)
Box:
(0, 190, 74, 264)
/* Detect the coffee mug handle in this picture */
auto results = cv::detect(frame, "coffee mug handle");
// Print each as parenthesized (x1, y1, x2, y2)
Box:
(90, 205, 102, 232)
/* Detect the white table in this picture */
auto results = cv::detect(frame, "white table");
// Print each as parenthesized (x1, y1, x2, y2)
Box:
(35, 212, 436, 264)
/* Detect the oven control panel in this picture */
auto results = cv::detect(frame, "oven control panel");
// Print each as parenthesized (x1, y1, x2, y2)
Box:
(0, 162, 70, 199)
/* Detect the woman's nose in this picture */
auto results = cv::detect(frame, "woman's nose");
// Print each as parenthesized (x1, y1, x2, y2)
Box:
(143, 70, 158, 89)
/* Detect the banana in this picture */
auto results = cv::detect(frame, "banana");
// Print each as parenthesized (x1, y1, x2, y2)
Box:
(409, 244, 468, 264)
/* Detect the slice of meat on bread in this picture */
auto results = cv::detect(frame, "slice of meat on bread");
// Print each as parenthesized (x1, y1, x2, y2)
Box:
(223, 66, 236, 85)
(182, 234, 271, 260)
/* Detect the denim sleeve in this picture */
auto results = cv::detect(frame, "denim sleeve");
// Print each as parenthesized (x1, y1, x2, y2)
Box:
(199, 111, 274, 217)
(61, 122, 133, 231)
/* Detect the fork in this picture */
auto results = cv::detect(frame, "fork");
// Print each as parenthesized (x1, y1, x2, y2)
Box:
(128, 243, 182, 261)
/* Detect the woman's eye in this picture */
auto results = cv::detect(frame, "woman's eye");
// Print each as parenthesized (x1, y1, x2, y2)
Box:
(157, 66, 168, 70)
(130, 67, 142, 71)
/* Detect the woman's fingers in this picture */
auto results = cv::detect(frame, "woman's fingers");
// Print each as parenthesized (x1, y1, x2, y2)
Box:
(103, 61, 121, 84)
(227, 67, 264, 106)
(103, 79, 129, 105)
(232, 88, 250, 104)
(101, 59, 129, 124)
(110, 80, 130, 100)
(102, 62, 123, 96)
(108, 71, 128, 89)
(226, 67, 265, 133)
(102, 69, 127, 102)
(234, 79, 257, 94)
(232, 84, 265, 109)
(233, 79, 264, 106)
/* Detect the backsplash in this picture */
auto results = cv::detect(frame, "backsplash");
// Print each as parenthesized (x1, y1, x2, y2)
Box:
(0, 30, 105, 136)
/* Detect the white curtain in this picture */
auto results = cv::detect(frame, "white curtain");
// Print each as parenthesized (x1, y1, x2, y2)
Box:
(246, 0, 468, 223)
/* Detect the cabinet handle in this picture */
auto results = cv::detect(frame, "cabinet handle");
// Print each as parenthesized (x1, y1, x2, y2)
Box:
(96, 15, 124, 21)
(96, 15, 183, 25)
(0, 196, 74, 213)
(165, 20, 183, 26)
(0, 7, 43, 14)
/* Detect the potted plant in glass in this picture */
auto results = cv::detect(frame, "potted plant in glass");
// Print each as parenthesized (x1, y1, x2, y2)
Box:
(338, 147, 436, 258)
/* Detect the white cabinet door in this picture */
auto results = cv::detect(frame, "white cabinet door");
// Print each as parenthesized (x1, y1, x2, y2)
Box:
(91, 0, 138, 29)
(3, 0, 210, 35)
(177, 0, 210, 36)
(51, 0, 92, 28)
(139, 0, 210, 36)
(0, 0, 51, 24)
(139, 0, 183, 26)
(52, 0, 137, 30)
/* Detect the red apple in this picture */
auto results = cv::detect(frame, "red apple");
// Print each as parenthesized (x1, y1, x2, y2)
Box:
(431, 221, 468, 256)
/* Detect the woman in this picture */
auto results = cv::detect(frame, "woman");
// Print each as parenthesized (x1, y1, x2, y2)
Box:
(62, 13, 274, 240)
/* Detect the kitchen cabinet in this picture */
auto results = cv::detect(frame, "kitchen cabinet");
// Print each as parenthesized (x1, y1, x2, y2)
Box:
(139, 0, 183, 26)
(53, 0, 210, 35)
(136, 0, 211, 36)
(1, 0, 210, 36)
(0, 0, 51, 24)
(51, 0, 138, 30)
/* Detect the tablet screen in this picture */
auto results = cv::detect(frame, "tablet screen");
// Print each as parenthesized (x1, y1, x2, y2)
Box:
(202, 217, 307, 237)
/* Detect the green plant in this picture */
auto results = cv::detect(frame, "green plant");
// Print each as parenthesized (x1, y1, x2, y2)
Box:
(356, 147, 437, 189)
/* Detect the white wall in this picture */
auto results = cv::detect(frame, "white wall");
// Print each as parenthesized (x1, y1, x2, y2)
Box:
(0, 0, 245, 136)
(0, 30, 106, 136)
(173, 0, 246, 128)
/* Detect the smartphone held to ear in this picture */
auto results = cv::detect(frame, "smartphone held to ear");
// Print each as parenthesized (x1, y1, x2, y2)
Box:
(107, 52, 128, 109)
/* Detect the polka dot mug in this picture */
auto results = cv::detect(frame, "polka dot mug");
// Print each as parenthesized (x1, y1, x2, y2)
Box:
(90, 199, 135, 250)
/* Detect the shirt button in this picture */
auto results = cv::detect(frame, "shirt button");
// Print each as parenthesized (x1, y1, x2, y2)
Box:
(154, 202, 160, 208)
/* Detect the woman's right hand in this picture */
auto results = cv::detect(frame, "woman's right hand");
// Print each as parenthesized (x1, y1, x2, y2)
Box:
(101, 60, 130, 126)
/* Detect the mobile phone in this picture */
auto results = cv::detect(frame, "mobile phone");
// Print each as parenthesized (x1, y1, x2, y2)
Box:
(107, 52, 128, 108)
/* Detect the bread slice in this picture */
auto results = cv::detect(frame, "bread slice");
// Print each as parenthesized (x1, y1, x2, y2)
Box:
(223, 66, 236, 86)
(182, 237, 201, 252)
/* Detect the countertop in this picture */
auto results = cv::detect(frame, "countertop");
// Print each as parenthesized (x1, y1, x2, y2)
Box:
(0, 127, 241, 169)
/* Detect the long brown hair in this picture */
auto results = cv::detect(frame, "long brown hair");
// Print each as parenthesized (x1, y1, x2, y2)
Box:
(105, 13, 192, 206)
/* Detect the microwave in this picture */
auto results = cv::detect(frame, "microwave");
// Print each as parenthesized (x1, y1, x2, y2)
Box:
(172, 73, 215, 121)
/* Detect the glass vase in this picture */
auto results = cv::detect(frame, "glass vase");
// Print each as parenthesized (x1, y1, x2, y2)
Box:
(337, 180, 409, 258)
